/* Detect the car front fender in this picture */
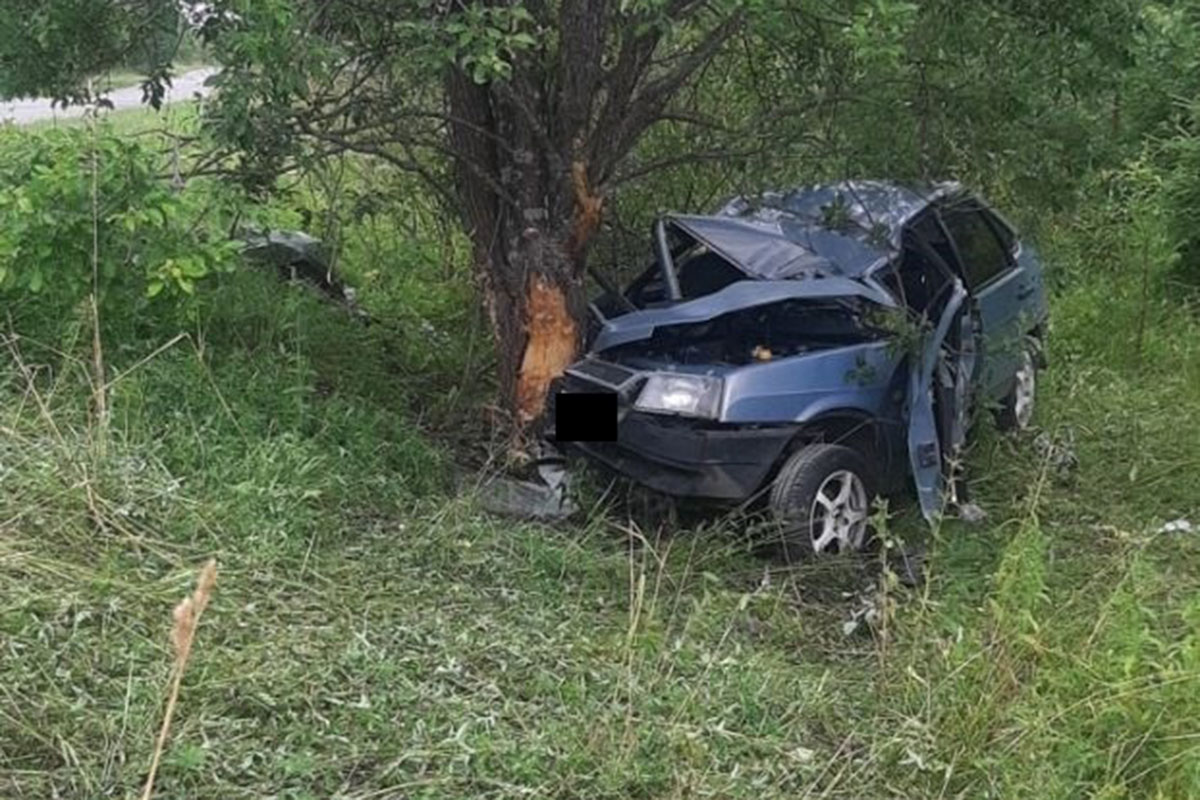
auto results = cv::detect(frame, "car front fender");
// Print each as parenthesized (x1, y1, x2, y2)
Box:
(719, 341, 900, 424)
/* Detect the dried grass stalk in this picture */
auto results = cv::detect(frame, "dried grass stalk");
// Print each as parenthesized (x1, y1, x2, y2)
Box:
(140, 559, 217, 800)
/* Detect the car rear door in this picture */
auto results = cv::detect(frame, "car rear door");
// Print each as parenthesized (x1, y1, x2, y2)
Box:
(938, 195, 1031, 399)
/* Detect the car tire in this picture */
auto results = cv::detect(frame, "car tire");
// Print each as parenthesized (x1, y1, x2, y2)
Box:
(768, 443, 875, 560)
(995, 338, 1039, 433)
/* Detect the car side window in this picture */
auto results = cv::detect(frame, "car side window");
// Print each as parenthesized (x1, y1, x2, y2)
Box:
(985, 208, 1016, 253)
(939, 198, 1011, 289)
(911, 213, 958, 274)
(879, 212, 958, 316)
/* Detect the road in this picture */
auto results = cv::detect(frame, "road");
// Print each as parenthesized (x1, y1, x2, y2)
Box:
(0, 67, 218, 126)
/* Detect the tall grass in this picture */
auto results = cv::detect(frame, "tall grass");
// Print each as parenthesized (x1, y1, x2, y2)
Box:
(1, 125, 1199, 798)
(141, 558, 217, 800)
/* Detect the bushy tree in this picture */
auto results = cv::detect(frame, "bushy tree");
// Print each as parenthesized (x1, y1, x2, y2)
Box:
(191, 0, 757, 429)
(0, 0, 191, 107)
(0, 127, 238, 317)
(0, 0, 1169, 433)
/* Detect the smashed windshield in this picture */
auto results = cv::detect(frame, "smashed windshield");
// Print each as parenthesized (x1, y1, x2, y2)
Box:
(620, 228, 746, 309)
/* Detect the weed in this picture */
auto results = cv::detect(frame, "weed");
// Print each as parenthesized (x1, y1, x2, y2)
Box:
(141, 559, 216, 800)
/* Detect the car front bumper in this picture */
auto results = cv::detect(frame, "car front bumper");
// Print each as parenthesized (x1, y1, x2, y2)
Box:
(560, 410, 796, 502)
(548, 360, 798, 502)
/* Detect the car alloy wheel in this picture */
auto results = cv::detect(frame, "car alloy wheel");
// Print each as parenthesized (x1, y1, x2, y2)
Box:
(808, 469, 869, 554)
(1012, 348, 1036, 430)
(996, 338, 1039, 433)
(768, 443, 876, 559)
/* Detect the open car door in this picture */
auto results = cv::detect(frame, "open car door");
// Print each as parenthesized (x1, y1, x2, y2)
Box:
(907, 279, 968, 520)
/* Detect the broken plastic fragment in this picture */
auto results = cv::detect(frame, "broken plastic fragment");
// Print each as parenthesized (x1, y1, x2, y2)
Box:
(477, 476, 578, 521)
(1157, 518, 1194, 534)
(954, 502, 988, 524)
(841, 590, 881, 636)
(476, 443, 577, 521)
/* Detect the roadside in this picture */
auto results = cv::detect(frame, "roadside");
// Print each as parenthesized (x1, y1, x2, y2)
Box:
(0, 66, 216, 126)
(1, 208, 1198, 797)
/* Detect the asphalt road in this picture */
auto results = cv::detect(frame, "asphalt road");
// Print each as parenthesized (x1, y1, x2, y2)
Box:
(0, 67, 217, 126)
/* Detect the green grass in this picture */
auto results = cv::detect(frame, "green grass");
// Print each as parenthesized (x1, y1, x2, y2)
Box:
(2, 161, 1200, 797)
(23, 101, 201, 137)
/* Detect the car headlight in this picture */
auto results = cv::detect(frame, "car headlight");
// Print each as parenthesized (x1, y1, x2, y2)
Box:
(634, 374, 723, 418)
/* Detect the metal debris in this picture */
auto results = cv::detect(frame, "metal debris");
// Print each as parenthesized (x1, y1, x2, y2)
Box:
(841, 594, 881, 636)
(476, 446, 578, 522)
(954, 501, 988, 525)
(240, 229, 369, 321)
(1032, 427, 1079, 480)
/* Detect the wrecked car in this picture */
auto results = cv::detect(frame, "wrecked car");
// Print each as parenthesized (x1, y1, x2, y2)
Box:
(550, 181, 1048, 555)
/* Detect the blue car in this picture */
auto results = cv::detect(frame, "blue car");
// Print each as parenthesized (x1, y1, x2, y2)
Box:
(552, 181, 1049, 556)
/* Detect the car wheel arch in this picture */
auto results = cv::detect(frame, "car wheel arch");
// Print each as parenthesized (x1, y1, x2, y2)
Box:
(768, 411, 891, 491)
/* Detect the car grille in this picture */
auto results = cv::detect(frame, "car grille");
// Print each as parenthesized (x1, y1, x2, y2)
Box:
(565, 358, 637, 390)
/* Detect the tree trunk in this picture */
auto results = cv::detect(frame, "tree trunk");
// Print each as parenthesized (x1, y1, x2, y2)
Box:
(436, 0, 742, 438)
(445, 69, 601, 436)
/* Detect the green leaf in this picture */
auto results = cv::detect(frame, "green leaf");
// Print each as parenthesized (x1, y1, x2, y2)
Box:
(179, 258, 208, 278)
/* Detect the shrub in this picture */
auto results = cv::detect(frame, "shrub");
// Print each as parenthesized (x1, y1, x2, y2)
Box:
(1158, 121, 1200, 279)
(0, 125, 239, 328)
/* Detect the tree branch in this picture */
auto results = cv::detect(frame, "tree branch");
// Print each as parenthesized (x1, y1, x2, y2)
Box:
(595, 11, 744, 185)
(295, 120, 461, 209)
(609, 144, 773, 187)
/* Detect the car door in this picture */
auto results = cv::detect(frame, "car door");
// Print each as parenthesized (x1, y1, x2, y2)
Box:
(907, 279, 968, 520)
(937, 195, 1029, 400)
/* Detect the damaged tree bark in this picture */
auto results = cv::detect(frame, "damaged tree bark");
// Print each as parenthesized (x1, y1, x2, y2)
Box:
(445, 70, 593, 429)
(516, 274, 579, 424)
(514, 162, 604, 423)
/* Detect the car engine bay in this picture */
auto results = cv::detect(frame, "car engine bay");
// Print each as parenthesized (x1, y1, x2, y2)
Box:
(601, 298, 884, 366)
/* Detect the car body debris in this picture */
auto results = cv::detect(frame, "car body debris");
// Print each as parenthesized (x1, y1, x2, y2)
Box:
(1033, 427, 1079, 481)
(240, 229, 369, 322)
(841, 587, 884, 636)
(476, 447, 578, 522)
(545, 180, 1050, 557)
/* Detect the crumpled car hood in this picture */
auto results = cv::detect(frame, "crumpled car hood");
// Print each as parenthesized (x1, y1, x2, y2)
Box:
(590, 277, 895, 352)
(668, 214, 834, 280)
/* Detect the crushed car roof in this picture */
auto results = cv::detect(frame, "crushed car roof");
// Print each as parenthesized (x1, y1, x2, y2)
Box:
(673, 180, 959, 279)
